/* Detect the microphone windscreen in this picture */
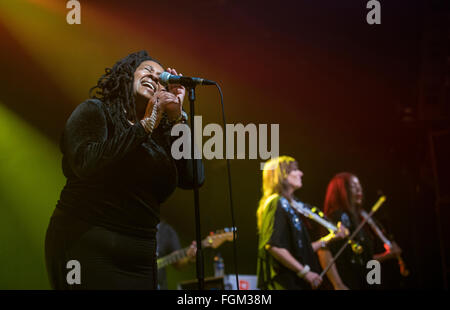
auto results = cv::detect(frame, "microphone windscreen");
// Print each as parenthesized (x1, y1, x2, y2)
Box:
(159, 71, 171, 86)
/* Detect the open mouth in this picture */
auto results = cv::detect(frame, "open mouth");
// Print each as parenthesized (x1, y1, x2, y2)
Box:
(141, 80, 156, 92)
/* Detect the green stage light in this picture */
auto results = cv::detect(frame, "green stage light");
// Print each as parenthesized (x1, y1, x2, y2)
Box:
(0, 103, 65, 289)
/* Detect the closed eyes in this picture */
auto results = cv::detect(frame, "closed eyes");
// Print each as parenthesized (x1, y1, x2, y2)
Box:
(145, 66, 155, 74)
(144, 66, 163, 76)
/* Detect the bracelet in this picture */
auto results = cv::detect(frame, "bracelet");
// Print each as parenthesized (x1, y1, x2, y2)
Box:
(296, 265, 310, 278)
(140, 103, 159, 134)
(168, 110, 188, 126)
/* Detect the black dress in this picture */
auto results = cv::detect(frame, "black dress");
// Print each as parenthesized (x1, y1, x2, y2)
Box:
(257, 196, 321, 290)
(45, 99, 204, 289)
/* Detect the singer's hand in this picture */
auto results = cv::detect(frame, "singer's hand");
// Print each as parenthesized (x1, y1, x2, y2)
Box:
(165, 67, 185, 120)
(143, 87, 181, 128)
(147, 90, 181, 123)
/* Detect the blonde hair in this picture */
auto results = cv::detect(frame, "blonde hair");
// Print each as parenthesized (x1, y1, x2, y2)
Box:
(256, 156, 297, 230)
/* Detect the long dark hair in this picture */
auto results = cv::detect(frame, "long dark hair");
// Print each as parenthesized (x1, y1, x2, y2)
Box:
(89, 50, 162, 132)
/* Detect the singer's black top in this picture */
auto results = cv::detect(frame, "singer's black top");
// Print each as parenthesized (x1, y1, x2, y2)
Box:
(52, 99, 204, 239)
(257, 195, 321, 290)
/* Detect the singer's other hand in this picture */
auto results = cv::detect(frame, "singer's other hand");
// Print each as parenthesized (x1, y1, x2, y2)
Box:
(165, 67, 185, 120)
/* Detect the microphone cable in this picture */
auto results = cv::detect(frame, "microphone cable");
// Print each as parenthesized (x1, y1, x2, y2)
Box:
(213, 82, 239, 290)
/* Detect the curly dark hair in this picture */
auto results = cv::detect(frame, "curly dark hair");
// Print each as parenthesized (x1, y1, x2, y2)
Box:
(89, 50, 163, 132)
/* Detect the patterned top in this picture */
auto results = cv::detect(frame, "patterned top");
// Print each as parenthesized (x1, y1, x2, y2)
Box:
(257, 195, 320, 290)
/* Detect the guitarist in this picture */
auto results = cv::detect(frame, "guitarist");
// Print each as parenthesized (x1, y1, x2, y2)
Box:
(156, 220, 196, 290)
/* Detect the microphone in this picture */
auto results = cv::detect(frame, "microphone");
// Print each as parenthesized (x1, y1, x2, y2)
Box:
(159, 71, 215, 87)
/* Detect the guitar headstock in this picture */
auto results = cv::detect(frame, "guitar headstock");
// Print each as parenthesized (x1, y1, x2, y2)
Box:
(202, 227, 237, 249)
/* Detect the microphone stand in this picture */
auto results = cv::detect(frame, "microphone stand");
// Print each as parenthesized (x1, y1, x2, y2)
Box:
(188, 86, 204, 290)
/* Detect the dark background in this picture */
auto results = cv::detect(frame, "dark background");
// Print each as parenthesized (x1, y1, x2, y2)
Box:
(0, 0, 448, 289)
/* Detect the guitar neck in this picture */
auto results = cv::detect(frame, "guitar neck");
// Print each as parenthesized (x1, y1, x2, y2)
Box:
(157, 247, 189, 270)
(156, 229, 234, 270)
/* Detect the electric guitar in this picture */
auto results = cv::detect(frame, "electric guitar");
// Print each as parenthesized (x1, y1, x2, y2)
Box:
(157, 227, 236, 270)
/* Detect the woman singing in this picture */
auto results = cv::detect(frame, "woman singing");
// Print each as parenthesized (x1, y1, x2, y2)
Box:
(256, 156, 346, 290)
(45, 51, 204, 289)
(317, 172, 401, 290)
